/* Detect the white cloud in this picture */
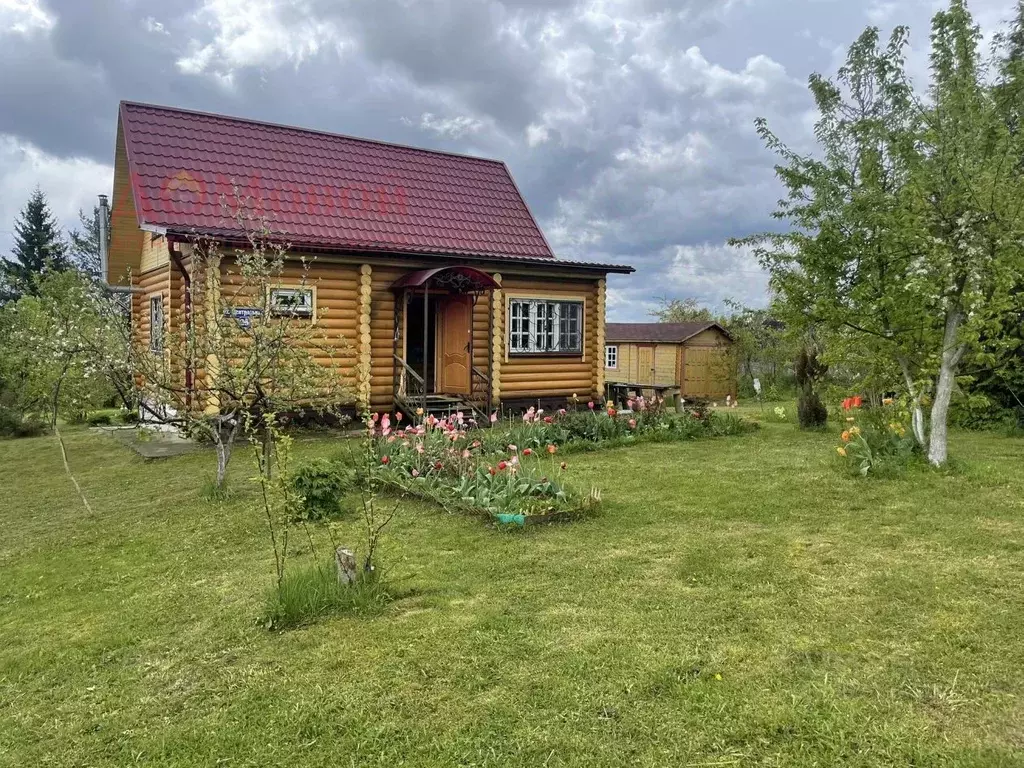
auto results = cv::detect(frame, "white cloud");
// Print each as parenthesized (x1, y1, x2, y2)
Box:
(866, 1, 899, 25)
(664, 242, 768, 307)
(642, 46, 796, 100)
(0, 135, 111, 257)
(525, 123, 550, 147)
(614, 131, 710, 172)
(176, 0, 346, 81)
(416, 112, 485, 139)
(0, 0, 54, 36)
(143, 16, 168, 35)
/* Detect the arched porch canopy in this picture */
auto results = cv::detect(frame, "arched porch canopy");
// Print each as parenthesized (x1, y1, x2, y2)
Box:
(390, 265, 500, 294)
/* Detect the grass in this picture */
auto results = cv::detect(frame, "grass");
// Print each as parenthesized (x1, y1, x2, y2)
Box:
(2, 417, 1024, 765)
(263, 560, 392, 630)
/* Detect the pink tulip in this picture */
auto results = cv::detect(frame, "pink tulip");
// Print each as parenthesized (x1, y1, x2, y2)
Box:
(490, 412, 498, 423)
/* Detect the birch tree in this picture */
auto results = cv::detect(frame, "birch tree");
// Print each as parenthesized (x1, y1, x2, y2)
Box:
(737, 1, 1024, 466)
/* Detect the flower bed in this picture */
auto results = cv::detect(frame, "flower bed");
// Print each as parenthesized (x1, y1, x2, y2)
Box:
(364, 397, 755, 525)
(835, 396, 919, 476)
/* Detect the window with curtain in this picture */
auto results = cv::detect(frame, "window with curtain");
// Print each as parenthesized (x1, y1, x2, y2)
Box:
(507, 299, 583, 354)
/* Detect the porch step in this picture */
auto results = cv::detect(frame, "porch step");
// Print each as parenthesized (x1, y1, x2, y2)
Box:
(395, 394, 487, 422)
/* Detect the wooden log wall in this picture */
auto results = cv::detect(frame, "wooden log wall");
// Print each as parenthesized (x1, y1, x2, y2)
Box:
(217, 258, 361, 405)
(499, 276, 601, 401)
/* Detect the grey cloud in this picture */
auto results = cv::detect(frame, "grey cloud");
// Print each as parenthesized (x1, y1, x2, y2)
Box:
(2, 0, 1019, 318)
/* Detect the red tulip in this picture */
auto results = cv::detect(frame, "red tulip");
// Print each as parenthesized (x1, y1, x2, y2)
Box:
(498, 461, 508, 471)
(380, 455, 390, 465)
(522, 448, 533, 456)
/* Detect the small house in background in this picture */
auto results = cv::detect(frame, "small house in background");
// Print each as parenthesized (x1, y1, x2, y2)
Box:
(604, 322, 736, 402)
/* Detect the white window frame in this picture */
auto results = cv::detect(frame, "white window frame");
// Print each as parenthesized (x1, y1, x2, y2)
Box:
(507, 298, 584, 355)
(268, 286, 316, 319)
(149, 295, 164, 353)
(605, 344, 618, 369)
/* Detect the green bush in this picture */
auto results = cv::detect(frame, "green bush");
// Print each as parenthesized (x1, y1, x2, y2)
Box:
(85, 411, 118, 426)
(263, 560, 391, 630)
(0, 406, 47, 438)
(290, 458, 354, 521)
(950, 392, 1019, 431)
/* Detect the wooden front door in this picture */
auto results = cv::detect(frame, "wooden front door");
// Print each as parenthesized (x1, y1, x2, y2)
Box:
(436, 295, 472, 394)
(637, 345, 655, 385)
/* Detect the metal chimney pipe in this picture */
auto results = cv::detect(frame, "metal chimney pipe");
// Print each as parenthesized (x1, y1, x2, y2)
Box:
(97, 194, 109, 284)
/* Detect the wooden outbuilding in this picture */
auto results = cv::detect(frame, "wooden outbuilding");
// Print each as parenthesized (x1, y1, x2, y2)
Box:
(107, 102, 633, 418)
(604, 322, 735, 401)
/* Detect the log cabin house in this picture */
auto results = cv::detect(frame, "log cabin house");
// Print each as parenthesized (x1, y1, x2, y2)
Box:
(604, 322, 736, 402)
(106, 102, 633, 418)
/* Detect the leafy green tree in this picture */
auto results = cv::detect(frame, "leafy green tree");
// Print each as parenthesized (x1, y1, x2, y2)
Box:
(2, 189, 71, 303)
(0, 270, 121, 427)
(723, 300, 795, 395)
(737, 1, 1024, 466)
(649, 297, 718, 323)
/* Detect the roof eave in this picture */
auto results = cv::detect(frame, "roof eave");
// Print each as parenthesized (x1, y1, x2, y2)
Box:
(163, 230, 635, 274)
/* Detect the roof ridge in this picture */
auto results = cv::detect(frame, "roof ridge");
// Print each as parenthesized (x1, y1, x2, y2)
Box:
(119, 100, 508, 167)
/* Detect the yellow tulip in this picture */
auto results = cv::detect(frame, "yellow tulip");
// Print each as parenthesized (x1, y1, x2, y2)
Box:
(837, 446, 847, 457)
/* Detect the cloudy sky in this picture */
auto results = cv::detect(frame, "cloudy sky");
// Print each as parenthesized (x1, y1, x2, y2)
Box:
(0, 0, 1017, 320)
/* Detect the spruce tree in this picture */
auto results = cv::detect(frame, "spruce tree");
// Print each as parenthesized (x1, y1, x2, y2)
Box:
(1, 188, 70, 302)
(67, 205, 107, 281)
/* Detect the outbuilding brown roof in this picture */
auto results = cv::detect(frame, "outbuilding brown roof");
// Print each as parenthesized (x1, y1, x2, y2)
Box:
(117, 101, 631, 273)
(605, 322, 732, 343)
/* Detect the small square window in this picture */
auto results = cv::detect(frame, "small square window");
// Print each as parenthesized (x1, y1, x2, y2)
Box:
(269, 287, 314, 318)
(605, 345, 618, 369)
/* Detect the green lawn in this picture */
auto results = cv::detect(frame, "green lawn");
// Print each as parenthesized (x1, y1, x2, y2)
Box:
(2, 419, 1023, 766)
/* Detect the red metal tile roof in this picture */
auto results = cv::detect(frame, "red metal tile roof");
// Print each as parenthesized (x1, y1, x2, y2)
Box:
(605, 322, 732, 343)
(118, 101, 559, 260)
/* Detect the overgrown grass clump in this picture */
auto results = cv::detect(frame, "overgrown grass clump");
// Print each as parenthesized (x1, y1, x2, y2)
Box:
(262, 561, 392, 630)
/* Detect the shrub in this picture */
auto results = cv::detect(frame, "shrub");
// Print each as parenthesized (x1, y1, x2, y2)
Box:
(950, 392, 1019, 431)
(262, 560, 391, 630)
(798, 392, 828, 429)
(86, 411, 117, 426)
(795, 346, 829, 429)
(290, 458, 353, 521)
(0, 406, 47, 438)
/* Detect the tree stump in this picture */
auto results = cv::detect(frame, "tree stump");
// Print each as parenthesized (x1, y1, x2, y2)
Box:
(335, 547, 357, 585)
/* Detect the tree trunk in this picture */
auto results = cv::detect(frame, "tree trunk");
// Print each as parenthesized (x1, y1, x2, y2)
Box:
(262, 426, 273, 481)
(215, 438, 231, 488)
(335, 547, 357, 585)
(897, 356, 928, 448)
(927, 310, 965, 467)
